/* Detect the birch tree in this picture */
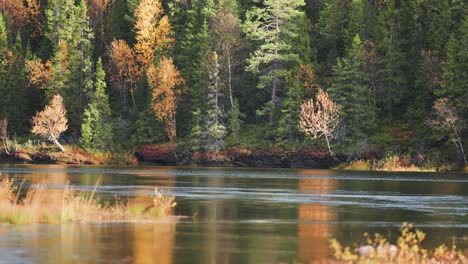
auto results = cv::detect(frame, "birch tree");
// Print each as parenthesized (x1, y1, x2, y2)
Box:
(299, 88, 341, 155)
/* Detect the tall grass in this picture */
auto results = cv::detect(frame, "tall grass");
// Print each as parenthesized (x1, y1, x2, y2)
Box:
(330, 223, 467, 263)
(0, 177, 176, 224)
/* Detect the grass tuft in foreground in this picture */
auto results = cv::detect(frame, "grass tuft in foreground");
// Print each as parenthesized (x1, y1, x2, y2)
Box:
(0, 177, 176, 224)
(330, 223, 467, 263)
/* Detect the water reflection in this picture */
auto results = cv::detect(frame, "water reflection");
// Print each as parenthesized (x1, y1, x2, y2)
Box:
(297, 170, 337, 263)
(0, 165, 467, 263)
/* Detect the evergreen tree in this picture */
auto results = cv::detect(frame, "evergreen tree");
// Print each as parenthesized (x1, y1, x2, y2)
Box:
(204, 52, 226, 152)
(0, 15, 10, 121)
(330, 35, 375, 144)
(80, 58, 113, 152)
(170, 0, 211, 134)
(228, 98, 244, 145)
(317, 0, 351, 75)
(438, 18, 468, 118)
(375, 0, 406, 119)
(243, 0, 306, 124)
(44, 0, 95, 133)
(276, 70, 304, 145)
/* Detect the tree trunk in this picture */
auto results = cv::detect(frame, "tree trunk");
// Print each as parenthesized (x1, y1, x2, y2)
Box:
(52, 138, 65, 152)
(324, 134, 333, 156)
(227, 50, 233, 109)
(457, 140, 467, 166)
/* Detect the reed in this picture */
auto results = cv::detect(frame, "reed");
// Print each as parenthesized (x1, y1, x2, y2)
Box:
(0, 177, 176, 224)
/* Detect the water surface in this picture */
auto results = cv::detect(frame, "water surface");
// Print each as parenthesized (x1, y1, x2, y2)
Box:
(0, 164, 467, 263)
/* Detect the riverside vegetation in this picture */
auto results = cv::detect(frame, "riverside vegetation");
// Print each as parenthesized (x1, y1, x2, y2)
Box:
(330, 223, 467, 264)
(0, 0, 466, 170)
(0, 173, 176, 224)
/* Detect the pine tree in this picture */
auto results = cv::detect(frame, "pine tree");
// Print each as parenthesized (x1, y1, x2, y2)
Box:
(330, 35, 375, 144)
(243, 0, 306, 124)
(80, 58, 113, 152)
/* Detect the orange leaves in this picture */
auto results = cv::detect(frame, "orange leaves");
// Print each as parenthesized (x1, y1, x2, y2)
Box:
(108, 39, 140, 93)
(147, 57, 184, 140)
(134, 0, 173, 68)
(86, 0, 109, 21)
(298, 64, 320, 99)
(25, 59, 53, 89)
(0, 0, 28, 33)
(25, 0, 46, 37)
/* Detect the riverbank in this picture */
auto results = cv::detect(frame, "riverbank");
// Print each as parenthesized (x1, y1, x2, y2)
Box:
(1, 144, 465, 172)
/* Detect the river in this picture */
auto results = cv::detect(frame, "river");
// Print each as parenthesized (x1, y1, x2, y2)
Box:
(0, 164, 467, 263)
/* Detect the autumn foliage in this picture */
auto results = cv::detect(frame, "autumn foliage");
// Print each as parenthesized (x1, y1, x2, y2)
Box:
(148, 57, 184, 141)
(300, 88, 341, 155)
(108, 39, 139, 110)
(25, 58, 52, 89)
(31, 94, 68, 152)
(134, 0, 173, 69)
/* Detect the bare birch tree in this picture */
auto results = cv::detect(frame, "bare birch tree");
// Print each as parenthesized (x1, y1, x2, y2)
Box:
(299, 88, 341, 155)
(430, 98, 466, 165)
(31, 94, 68, 152)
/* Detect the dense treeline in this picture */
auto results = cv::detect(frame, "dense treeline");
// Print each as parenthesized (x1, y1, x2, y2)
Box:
(0, 0, 466, 166)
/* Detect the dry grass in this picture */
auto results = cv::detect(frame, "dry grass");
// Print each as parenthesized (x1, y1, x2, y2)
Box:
(339, 156, 439, 172)
(0, 177, 176, 224)
(330, 223, 467, 264)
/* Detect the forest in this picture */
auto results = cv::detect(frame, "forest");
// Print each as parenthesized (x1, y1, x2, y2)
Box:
(0, 0, 466, 168)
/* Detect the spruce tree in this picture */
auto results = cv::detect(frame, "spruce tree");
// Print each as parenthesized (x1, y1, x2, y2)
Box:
(438, 18, 468, 118)
(80, 58, 113, 152)
(228, 98, 244, 145)
(204, 52, 226, 152)
(330, 35, 375, 144)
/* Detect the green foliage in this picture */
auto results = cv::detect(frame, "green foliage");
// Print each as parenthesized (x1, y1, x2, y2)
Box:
(243, 0, 306, 122)
(204, 52, 226, 152)
(330, 35, 375, 145)
(276, 71, 304, 146)
(189, 108, 203, 151)
(227, 98, 245, 145)
(80, 58, 113, 152)
(438, 18, 468, 118)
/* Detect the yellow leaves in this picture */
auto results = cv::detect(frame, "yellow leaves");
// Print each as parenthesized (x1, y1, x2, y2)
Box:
(134, 0, 173, 69)
(148, 57, 184, 140)
(108, 39, 140, 93)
